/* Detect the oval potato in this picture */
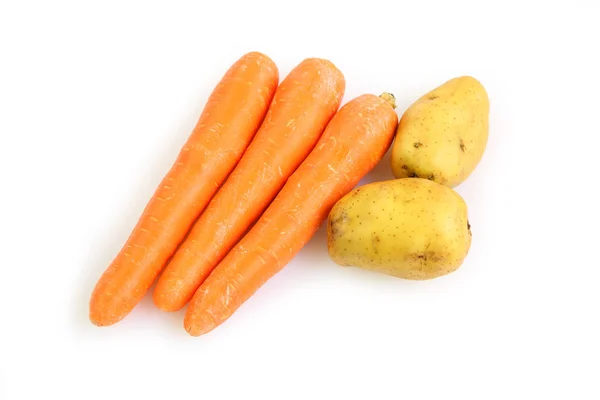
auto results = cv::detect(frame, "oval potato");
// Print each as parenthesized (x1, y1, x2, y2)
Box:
(327, 178, 471, 280)
(391, 76, 489, 188)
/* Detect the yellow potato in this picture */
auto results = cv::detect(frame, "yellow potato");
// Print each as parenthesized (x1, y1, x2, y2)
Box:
(391, 76, 489, 188)
(327, 178, 471, 280)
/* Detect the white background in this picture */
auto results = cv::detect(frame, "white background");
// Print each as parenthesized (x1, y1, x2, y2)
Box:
(1, 1, 599, 399)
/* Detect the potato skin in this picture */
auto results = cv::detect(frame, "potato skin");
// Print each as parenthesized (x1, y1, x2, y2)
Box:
(391, 76, 489, 188)
(327, 178, 471, 280)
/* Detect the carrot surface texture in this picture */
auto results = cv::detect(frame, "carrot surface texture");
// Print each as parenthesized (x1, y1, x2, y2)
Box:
(153, 58, 345, 311)
(89, 52, 279, 326)
(184, 92, 399, 336)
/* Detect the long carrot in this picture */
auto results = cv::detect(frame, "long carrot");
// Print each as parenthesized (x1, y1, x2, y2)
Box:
(89, 52, 279, 326)
(184, 93, 399, 336)
(153, 58, 345, 311)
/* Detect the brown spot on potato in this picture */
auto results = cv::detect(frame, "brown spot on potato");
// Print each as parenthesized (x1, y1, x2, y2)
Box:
(413, 142, 423, 148)
(428, 95, 439, 100)
(371, 234, 381, 254)
(333, 212, 348, 226)
(401, 165, 421, 178)
(329, 211, 350, 238)
(409, 251, 445, 264)
(328, 218, 338, 237)
(459, 138, 466, 152)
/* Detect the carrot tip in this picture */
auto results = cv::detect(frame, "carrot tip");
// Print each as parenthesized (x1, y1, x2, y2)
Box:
(153, 301, 184, 313)
(89, 311, 119, 327)
(184, 305, 221, 336)
(152, 289, 186, 312)
(184, 321, 216, 337)
(89, 297, 122, 327)
(379, 92, 396, 109)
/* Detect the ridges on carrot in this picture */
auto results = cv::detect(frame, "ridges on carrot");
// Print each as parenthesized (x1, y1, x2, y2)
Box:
(184, 92, 399, 336)
(89, 51, 279, 327)
(153, 58, 346, 312)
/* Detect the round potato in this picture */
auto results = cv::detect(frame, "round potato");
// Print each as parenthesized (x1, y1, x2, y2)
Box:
(327, 178, 471, 280)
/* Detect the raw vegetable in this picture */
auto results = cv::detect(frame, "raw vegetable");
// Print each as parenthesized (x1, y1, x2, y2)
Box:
(390, 76, 489, 187)
(153, 58, 345, 311)
(183, 93, 398, 336)
(89, 52, 279, 326)
(327, 178, 471, 279)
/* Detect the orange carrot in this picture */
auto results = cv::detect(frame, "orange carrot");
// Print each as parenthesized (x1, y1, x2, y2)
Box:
(89, 52, 279, 326)
(153, 58, 345, 311)
(184, 93, 399, 336)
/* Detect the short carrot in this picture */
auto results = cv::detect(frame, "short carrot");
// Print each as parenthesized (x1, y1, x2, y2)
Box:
(89, 52, 279, 326)
(184, 93, 399, 336)
(153, 58, 345, 311)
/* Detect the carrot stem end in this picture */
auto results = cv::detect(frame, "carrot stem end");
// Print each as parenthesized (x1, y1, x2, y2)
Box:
(379, 92, 396, 109)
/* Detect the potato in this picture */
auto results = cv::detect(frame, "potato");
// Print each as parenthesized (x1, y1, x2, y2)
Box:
(391, 76, 489, 188)
(327, 178, 471, 280)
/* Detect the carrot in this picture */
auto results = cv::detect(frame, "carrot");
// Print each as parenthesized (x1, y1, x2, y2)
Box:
(153, 58, 346, 311)
(89, 52, 279, 326)
(184, 93, 399, 336)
